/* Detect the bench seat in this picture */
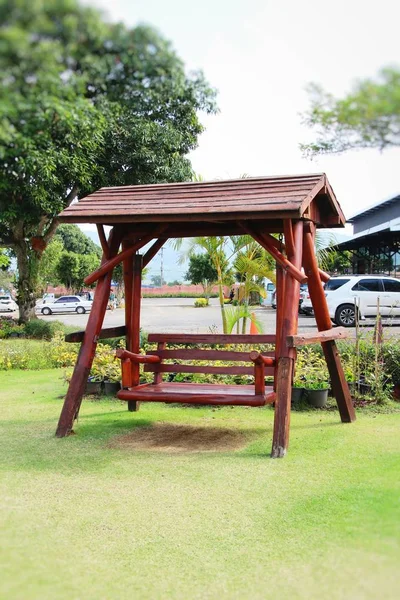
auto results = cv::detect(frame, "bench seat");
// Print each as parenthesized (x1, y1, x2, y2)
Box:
(117, 382, 276, 407)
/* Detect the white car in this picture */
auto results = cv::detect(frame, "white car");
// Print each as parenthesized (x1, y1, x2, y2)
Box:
(36, 295, 92, 315)
(301, 275, 400, 327)
(0, 294, 17, 312)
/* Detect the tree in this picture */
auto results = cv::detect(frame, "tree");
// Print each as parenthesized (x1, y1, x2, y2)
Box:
(185, 254, 217, 301)
(0, 0, 216, 322)
(301, 67, 400, 156)
(54, 224, 101, 257)
(37, 237, 64, 290)
(56, 252, 81, 291)
(323, 249, 352, 274)
(151, 274, 162, 287)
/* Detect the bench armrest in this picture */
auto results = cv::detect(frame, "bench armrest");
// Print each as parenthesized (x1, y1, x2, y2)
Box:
(115, 348, 161, 364)
(249, 352, 275, 367)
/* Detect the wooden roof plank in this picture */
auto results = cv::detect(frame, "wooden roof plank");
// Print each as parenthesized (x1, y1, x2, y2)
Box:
(59, 173, 345, 228)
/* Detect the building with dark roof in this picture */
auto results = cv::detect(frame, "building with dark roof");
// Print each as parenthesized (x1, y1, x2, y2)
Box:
(334, 194, 400, 275)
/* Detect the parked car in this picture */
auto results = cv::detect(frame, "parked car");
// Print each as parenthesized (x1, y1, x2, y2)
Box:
(272, 283, 308, 312)
(302, 275, 400, 326)
(36, 295, 93, 315)
(0, 294, 17, 312)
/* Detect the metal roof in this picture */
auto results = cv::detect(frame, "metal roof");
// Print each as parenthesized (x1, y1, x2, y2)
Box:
(59, 173, 345, 227)
(348, 194, 400, 222)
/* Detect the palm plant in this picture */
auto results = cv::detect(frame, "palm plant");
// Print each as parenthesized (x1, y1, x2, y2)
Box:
(231, 236, 275, 333)
(224, 304, 264, 334)
(183, 236, 233, 333)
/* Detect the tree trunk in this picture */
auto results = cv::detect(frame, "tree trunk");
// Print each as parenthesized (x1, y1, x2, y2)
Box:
(14, 239, 41, 324)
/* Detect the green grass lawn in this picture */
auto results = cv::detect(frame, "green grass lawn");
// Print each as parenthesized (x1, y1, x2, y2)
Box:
(1, 369, 399, 599)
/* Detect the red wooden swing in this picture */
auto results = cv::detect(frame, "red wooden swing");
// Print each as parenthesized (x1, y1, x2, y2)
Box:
(56, 173, 355, 457)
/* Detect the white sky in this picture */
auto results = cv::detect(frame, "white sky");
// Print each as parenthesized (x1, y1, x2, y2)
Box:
(87, 0, 399, 219)
(80, 0, 399, 280)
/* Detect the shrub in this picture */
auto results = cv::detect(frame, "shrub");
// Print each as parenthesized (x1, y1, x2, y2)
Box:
(0, 316, 24, 338)
(24, 319, 65, 340)
(194, 298, 208, 308)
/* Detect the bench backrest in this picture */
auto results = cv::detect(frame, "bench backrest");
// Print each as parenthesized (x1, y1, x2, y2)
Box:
(144, 333, 276, 381)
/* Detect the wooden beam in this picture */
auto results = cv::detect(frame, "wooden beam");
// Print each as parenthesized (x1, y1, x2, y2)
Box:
(283, 219, 295, 258)
(239, 221, 307, 284)
(56, 227, 123, 437)
(302, 223, 355, 423)
(272, 220, 303, 458)
(84, 225, 167, 286)
(96, 224, 110, 259)
(65, 325, 127, 344)
(239, 220, 329, 283)
(287, 327, 349, 347)
(142, 238, 168, 268)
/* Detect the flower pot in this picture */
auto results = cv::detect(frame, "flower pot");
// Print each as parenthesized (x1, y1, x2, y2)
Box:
(306, 388, 328, 408)
(85, 380, 103, 395)
(291, 387, 304, 403)
(104, 381, 121, 396)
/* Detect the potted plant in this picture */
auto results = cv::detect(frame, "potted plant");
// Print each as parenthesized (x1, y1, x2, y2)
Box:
(292, 351, 306, 403)
(301, 348, 330, 408)
(103, 360, 121, 396)
(85, 374, 103, 395)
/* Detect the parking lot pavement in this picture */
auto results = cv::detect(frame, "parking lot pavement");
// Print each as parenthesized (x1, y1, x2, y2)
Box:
(26, 298, 400, 338)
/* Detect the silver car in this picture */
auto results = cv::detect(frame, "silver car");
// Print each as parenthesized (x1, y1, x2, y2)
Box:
(36, 295, 92, 315)
(0, 294, 17, 312)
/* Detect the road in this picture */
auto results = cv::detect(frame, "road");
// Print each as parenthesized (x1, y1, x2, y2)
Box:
(32, 297, 400, 338)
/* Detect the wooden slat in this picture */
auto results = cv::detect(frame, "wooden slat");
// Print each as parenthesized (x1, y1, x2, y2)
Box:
(117, 383, 276, 406)
(144, 364, 275, 376)
(287, 327, 349, 347)
(147, 333, 276, 344)
(147, 349, 275, 361)
(65, 325, 127, 343)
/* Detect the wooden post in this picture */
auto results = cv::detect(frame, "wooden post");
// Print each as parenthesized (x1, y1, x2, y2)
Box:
(127, 254, 143, 412)
(302, 223, 355, 423)
(123, 241, 134, 391)
(274, 264, 285, 391)
(56, 228, 121, 437)
(271, 220, 303, 458)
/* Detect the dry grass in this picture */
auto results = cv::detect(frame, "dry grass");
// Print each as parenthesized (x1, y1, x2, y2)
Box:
(108, 422, 253, 453)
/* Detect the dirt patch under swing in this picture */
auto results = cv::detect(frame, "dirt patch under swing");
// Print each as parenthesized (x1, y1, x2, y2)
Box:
(107, 423, 254, 453)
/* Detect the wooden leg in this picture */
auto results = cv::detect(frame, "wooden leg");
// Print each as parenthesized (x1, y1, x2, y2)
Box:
(56, 229, 122, 437)
(271, 220, 303, 458)
(123, 245, 134, 395)
(302, 223, 355, 423)
(127, 254, 143, 411)
(274, 264, 285, 391)
(128, 401, 140, 412)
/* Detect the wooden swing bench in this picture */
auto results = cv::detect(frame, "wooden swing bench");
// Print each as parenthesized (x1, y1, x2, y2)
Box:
(116, 333, 277, 407)
(56, 173, 356, 457)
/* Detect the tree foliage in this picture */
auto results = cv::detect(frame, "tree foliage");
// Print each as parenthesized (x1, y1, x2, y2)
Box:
(54, 225, 101, 257)
(0, 0, 217, 321)
(185, 253, 217, 298)
(301, 67, 400, 156)
(0, 249, 10, 271)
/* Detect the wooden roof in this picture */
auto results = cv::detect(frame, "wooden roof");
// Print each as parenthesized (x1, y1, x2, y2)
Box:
(59, 173, 346, 228)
